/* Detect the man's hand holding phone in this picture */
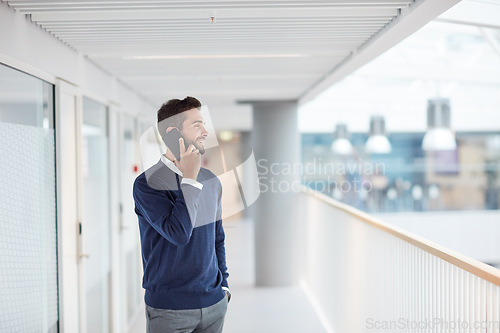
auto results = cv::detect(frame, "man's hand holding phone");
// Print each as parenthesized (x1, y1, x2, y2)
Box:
(173, 137, 201, 180)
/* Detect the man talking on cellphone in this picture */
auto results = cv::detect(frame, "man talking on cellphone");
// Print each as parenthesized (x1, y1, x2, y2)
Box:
(133, 97, 230, 333)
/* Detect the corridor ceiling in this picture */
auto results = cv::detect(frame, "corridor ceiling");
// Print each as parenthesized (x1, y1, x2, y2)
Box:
(3, 0, 460, 107)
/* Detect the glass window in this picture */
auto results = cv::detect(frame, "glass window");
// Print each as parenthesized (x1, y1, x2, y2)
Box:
(0, 63, 58, 332)
(120, 114, 143, 320)
(302, 131, 500, 212)
(299, 18, 500, 213)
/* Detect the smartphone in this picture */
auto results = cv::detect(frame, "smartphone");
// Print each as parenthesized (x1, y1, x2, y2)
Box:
(164, 128, 188, 161)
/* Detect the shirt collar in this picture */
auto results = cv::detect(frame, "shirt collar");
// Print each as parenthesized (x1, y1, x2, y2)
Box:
(160, 155, 183, 176)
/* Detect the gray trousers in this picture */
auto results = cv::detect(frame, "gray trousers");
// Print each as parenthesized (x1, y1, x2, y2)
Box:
(145, 296, 228, 333)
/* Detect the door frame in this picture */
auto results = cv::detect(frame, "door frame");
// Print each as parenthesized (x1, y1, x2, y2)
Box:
(55, 78, 83, 333)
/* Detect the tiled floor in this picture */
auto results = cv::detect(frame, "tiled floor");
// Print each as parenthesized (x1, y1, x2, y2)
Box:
(129, 218, 326, 333)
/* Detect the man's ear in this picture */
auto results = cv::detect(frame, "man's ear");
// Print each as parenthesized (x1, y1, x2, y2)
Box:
(166, 126, 177, 133)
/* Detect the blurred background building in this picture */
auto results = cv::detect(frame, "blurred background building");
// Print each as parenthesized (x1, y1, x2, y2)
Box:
(300, 17, 500, 213)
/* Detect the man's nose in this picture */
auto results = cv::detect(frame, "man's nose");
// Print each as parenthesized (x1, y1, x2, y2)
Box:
(201, 126, 208, 137)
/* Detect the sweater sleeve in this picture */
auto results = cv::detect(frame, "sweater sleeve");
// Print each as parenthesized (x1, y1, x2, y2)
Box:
(133, 177, 202, 246)
(215, 183, 229, 288)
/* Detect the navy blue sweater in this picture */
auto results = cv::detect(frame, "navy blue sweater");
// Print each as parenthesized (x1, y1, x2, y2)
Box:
(133, 160, 229, 310)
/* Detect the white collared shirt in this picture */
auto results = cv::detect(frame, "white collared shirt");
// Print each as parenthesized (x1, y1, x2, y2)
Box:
(160, 155, 203, 190)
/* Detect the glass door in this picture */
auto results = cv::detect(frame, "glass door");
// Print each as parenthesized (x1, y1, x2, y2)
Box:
(120, 114, 143, 322)
(81, 97, 111, 333)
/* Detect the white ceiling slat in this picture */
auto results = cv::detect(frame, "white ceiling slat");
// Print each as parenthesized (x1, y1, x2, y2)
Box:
(17, 5, 405, 12)
(45, 23, 388, 30)
(63, 40, 370, 45)
(8, 0, 411, 4)
(51, 29, 377, 37)
(71, 40, 356, 45)
(53, 34, 377, 40)
(42, 18, 392, 23)
(10, 0, 411, 10)
(57, 34, 377, 38)
(44, 21, 387, 27)
(71, 40, 361, 46)
(13, 3, 409, 9)
(7, 0, 410, 2)
(48, 28, 383, 35)
(69, 41, 362, 47)
(44, 22, 385, 28)
(45, 25, 386, 31)
(64, 38, 370, 43)
(41, 17, 395, 21)
(55, 35, 377, 40)
(38, 17, 395, 25)
(29, 7, 400, 22)
(60, 33, 371, 38)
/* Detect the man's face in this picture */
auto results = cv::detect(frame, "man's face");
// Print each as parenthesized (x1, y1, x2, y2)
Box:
(179, 108, 208, 154)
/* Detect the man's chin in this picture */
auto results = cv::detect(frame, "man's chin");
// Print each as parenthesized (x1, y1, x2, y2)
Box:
(185, 139, 205, 154)
(193, 142, 205, 154)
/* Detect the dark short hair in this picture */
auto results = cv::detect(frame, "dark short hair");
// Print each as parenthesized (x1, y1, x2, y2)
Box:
(157, 96, 201, 143)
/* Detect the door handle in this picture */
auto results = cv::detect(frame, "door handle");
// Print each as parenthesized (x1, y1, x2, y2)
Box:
(77, 221, 90, 260)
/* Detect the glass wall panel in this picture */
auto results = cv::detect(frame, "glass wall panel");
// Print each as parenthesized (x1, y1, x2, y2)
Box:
(82, 97, 111, 333)
(301, 131, 500, 212)
(0, 64, 58, 332)
(120, 114, 143, 320)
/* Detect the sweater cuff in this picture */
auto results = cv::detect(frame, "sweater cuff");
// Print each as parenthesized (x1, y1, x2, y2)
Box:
(222, 286, 231, 302)
(181, 178, 203, 190)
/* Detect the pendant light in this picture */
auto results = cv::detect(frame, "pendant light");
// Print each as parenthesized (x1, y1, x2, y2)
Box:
(422, 98, 457, 151)
(331, 124, 353, 155)
(365, 116, 392, 154)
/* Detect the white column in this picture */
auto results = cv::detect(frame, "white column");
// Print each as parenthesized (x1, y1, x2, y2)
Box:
(250, 101, 301, 286)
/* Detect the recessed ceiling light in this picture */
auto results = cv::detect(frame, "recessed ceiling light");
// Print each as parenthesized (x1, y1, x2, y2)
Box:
(123, 54, 309, 60)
